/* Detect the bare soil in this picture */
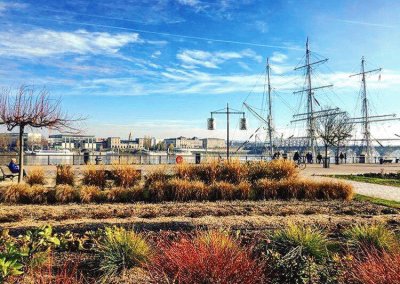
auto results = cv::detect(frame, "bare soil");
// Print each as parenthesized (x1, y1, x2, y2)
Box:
(2, 200, 399, 235)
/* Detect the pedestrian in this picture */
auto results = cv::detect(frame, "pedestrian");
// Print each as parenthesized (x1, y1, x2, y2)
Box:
(317, 153, 322, 164)
(340, 152, 344, 163)
(293, 151, 300, 164)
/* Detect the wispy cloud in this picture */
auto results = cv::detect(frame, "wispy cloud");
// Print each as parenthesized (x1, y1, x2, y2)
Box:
(0, 29, 141, 58)
(270, 52, 288, 63)
(337, 19, 395, 29)
(0, 1, 27, 14)
(177, 48, 262, 69)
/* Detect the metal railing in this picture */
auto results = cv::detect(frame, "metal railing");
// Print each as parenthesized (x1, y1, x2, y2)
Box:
(0, 153, 398, 166)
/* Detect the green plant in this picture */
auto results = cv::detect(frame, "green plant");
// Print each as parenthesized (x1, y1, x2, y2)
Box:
(112, 165, 141, 188)
(344, 223, 399, 253)
(56, 165, 74, 186)
(95, 226, 151, 280)
(0, 256, 24, 282)
(55, 184, 78, 203)
(271, 223, 330, 261)
(25, 167, 46, 186)
(0, 243, 26, 282)
(19, 225, 60, 270)
(82, 165, 107, 188)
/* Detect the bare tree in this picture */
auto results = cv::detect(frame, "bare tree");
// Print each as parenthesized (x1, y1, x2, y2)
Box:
(316, 109, 354, 168)
(0, 86, 82, 182)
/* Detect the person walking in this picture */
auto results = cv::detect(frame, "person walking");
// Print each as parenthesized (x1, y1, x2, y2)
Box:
(339, 152, 345, 163)
(293, 151, 300, 164)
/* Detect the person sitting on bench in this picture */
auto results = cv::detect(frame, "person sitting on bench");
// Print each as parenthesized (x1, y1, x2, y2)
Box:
(8, 158, 26, 177)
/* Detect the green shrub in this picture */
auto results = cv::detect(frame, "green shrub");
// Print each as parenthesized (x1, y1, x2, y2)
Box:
(344, 223, 399, 253)
(56, 165, 74, 186)
(95, 226, 151, 280)
(272, 223, 330, 261)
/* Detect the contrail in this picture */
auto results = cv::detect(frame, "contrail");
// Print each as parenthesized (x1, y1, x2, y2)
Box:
(21, 16, 302, 51)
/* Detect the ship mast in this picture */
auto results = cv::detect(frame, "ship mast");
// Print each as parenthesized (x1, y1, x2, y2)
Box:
(292, 37, 332, 157)
(266, 58, 274, 156)
(349, 57, 398, 162)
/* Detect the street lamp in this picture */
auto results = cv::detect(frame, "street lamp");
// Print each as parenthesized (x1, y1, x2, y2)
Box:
(208, 103, 247, 160)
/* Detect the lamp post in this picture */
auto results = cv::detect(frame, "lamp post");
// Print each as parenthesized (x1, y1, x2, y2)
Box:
(208, 103, 247, 160)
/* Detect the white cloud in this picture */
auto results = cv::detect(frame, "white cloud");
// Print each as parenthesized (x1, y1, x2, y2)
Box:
(255, 20, 268, 33)
(177, 48, 262, 69)
(0, 2, 27, 13)
(270, 52, 288, 63)
(0, 29, 141, 58)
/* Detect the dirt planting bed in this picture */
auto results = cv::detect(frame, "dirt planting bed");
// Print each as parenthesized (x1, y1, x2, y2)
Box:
(2, 199, 399, 235)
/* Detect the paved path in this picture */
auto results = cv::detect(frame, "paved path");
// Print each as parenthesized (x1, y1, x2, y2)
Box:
(311, 175, 400, 202)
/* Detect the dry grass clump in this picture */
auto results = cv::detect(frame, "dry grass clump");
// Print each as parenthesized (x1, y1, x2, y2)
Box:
(148, 230, 263, 284)
(316, 180, 354, 201)
(192, 160, 219, 184)
(168, 178, 208, 201)
(112, 165, 141, 188)
(79, 185, 101, 203)
(246, 160, 271, 182)
(82, 165, 107, 188)
(29, 185, 51, 204)
(216, 159, 248, 184)
(253, 178, 353, 201)
(56, 165, 74, 186)
(0, 183, 30, 203)
(106, 187, 143, 202)
(55, 185, 78, 203)
(263, 159, 298, 180)
(26, 167, 46, 186)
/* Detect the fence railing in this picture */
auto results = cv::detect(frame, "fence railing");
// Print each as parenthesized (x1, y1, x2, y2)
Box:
(0, 153, 399, 166)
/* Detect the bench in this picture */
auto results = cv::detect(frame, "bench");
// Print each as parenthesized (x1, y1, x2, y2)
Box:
(383, 159, 393, 164)
(0, 166, 19, 181)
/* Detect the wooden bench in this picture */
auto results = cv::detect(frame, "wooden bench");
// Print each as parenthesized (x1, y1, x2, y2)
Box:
(0, 166, 19, 181)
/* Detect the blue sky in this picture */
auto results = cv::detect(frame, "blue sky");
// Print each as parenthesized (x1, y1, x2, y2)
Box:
(1, 0, 400, 141)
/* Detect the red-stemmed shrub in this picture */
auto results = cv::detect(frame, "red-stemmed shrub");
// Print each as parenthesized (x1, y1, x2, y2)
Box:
(348, 249, 400, 284)
(148, 231, 264, 284)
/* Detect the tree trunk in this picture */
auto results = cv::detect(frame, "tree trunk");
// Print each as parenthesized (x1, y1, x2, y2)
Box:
(18, 126, 24, 183)
(324, 144, 329, 168)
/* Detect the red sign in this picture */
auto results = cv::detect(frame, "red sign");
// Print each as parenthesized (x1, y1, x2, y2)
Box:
(176, 155, 183, 164)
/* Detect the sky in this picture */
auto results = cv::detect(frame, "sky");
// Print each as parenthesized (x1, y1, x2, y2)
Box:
(0, 0, 400, 142)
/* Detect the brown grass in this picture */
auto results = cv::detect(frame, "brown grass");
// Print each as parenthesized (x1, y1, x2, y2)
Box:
(79, 185, 101, 203)
(112, 165, 141, 188)
(26, 167, 46, 186)
(55, 185, 78, 203)
(82, 165, 107, 188)
(0, 183, 30, 203)
(168, 178, 208, 201)
(263, 159, 298, 180)
(56, 165, 75, 186)
(29, 185, 51, 204)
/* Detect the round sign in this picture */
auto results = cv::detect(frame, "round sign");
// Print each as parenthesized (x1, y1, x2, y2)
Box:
(176, 155, 183, 164)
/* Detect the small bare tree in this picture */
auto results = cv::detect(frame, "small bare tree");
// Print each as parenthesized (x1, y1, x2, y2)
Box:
(316, 109, 354, 168)
(0, 86, 82, 182)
